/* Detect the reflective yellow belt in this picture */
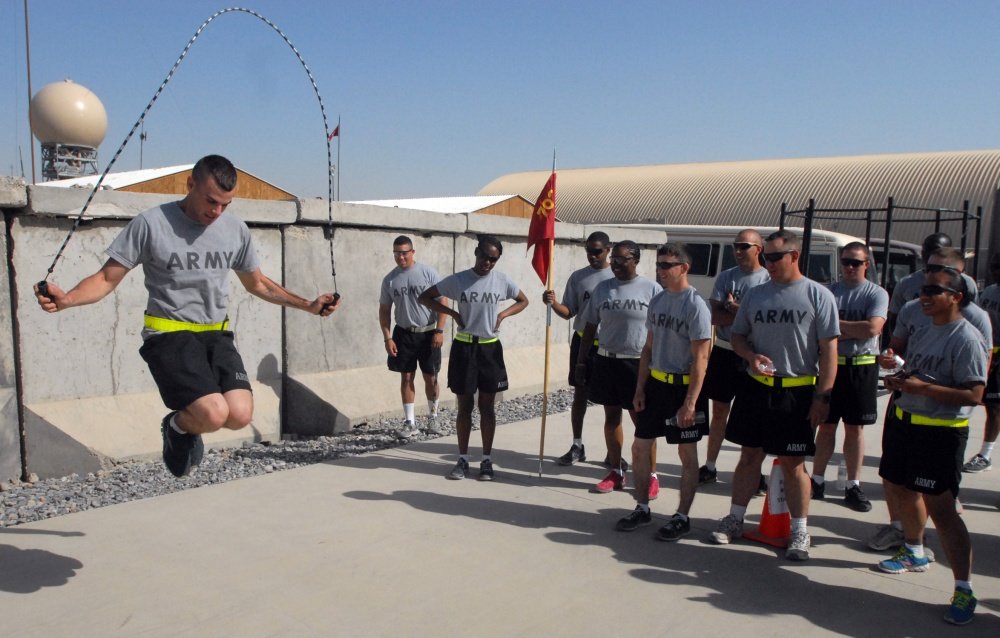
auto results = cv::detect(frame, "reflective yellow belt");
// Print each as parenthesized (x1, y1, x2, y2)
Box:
(575, 330, 599, 346)
(749, 373, 817, 388)
(894, 405, 968, 428)
(650, 369, 690, 385)
(837, 355, 877, 366)
(993, 346, 999, 354)
(455, 331, 498, 344)
(144, 315, 229, 333)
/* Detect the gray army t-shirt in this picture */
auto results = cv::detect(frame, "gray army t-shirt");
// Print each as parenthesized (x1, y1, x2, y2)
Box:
(380, 262, 441, 329)
(646, 286, 713, 374)
(585, 276, 661, 356)
(562, 264, 615, 333)
(434, 269, 520, 339)
(889, 270, 979, 314)
(711, 266, 770, 344)
(893, 298, 993, 351)
(977, 283, 1000, 347)
(829, 278, 889, 356)
(732, 277, 840, 377)
(896, 318, 988, 420)
(106, 202, 260, 335)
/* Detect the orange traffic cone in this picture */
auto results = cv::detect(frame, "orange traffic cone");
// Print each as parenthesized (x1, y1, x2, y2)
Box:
(743, 458, 790, 548)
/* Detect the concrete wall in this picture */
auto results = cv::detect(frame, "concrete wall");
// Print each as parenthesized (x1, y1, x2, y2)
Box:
(0, 180, 665, 479)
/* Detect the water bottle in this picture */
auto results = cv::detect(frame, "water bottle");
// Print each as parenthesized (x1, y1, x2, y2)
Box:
(836, 460, 847, 491)
(881, 349, 904, 373)
(758, 361, 776, 375)
(666, 412, 707, 427)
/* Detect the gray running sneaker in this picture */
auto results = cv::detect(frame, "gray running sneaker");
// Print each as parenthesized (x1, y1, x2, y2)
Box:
(424, 415, 442, 435)
(478, 459, 495, 481)
(786, 528, 811, 561)
(868, 524, 904, 551)
(963, 454, 992, 473)
(709, 514, 743, 545)
(447, 458, 470, 480)
(398, 420, 419, 439)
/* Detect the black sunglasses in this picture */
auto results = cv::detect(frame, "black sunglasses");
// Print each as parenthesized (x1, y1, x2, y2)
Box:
(732, 242, 759, 251)
(610, 255, 636, 265)
(840, 258, 865, 268)
(476, 251, 500, 263)
(656, 261, 684, 270)
(586, 247, 607, 256)
(920, 284, 959, 296)
(392, 249, 414, 256)
(924, 263, 958, 274)
(762, 250, 795, 263)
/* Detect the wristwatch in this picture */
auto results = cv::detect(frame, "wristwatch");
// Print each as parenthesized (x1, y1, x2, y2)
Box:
(432, 329, 444, 334)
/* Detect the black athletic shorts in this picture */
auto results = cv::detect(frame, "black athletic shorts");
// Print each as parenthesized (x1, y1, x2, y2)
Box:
(589, 354, 639, 410)
(985, 363, 1000, 405)
(703, 346, 744, 403)
(635, 374, 709, 443)
(825, 363, 879, 425)
(387, 325, 442, 375)
(878, 410, 968, 496)
(447, 339, 508, 395)
(567, 331, 598, 387)
(139, 330, 252, 411)
(726, 375, 816, 456)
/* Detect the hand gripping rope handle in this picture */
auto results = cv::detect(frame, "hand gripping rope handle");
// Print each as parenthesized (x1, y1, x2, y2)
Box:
(37, 7, 340, 308)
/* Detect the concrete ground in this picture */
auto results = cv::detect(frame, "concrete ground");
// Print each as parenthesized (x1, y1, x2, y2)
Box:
(1, 394, 998, 637)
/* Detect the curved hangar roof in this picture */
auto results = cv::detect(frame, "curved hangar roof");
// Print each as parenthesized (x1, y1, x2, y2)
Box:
(478, 150, 1000, 246)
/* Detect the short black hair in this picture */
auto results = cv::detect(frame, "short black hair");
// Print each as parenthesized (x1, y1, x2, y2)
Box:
(657, 242, 690, 263)
(393, 235, 413, 247)
(192, 155, 237, 192)
(766, 229, 800, 251)
(841, 241, 869, 257)
(586, 231, 611, 246)
(476, 234, 503, 255)
(614, 240, 640, 262)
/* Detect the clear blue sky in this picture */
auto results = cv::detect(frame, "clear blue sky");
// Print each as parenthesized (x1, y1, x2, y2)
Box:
(3, 1, 1000, 201)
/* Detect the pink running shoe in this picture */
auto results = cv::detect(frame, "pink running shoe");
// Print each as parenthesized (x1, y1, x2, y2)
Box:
(594, 471, 625, 493)
(648, 475, 660, 500)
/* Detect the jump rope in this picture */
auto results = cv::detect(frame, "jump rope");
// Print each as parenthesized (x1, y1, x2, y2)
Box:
(36, 7, 340, 309)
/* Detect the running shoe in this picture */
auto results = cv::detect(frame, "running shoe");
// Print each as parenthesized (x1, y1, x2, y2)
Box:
(656, 515, 691, 542)
(594, 471, 625, 493)
(558, 444, 586, 466)
(160, 412, 196, 478)
(424, 415, 442, 435)
(844, 484, 872, 512)
(877, 546, 931, 574)
(447, 458, 469, 480)
(478, 459, 495, 481)
(962, 454, 992, 473)
(398, 420, 419, 438)
(697, 465, 717, 485)
(810, 478, 825, 500)
(648, 475, 660, 500)
(709, 514, 743, 545)
(943, 587, 976, 625)
(786, 528, 811, 561)
(615, 506, 652, 531)
(867, 524, 904, 551)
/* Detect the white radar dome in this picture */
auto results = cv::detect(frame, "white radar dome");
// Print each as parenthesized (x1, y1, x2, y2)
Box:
(29, 79, 108, 147)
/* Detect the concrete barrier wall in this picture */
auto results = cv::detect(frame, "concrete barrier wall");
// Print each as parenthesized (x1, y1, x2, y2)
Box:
(0, 179, 667, 479)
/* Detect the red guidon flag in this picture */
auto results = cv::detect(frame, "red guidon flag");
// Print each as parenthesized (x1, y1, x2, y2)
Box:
(526, 172, 557, 284)
(327, 124, 340, 141)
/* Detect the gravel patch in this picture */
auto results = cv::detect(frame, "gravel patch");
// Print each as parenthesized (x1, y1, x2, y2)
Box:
(0, 389, 574, 527)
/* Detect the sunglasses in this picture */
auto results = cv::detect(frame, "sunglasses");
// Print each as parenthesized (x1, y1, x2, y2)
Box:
(392, 249, 413, 256)
(762, 250, 795, 263)
(732, 242, 759, 251)
(840, 258, 865, 268)
(476, 252, 500, 263)
(920, 284, 959, 296)
(586, 247, 607, 256)
(924, 263, 958, 274)
(656, 261, 684, 270)
(610, 256, 636, 265)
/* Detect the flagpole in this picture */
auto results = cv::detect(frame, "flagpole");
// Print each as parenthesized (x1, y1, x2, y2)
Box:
(335, 115, 341, 201)
(538, 150, 556, 477)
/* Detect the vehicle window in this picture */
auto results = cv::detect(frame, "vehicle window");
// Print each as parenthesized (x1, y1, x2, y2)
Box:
(806, 254, 834, 284)
(721, 248, 737, 271)
(685, 243, 714, 276)
(872, 249, 920, 295)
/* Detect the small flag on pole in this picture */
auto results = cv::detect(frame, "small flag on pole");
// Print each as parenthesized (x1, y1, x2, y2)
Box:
(328, 124, 340, 141)
(526, 172, 557, 284)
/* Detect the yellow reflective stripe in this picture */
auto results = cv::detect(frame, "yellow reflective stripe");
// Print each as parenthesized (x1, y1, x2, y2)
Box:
(144, 315, 229, 333)
(837, 355, 877, 366)
(575, 330, 599, 346)
(993, 346, 999, 354)
(749, 374, 817, 388)
(894, 405, 968, 428)
(454, 332, 498, 344)
(650, 369, 690, 385)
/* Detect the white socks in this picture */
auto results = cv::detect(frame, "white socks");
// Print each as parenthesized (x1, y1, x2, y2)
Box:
(403, 403, 415, 422)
